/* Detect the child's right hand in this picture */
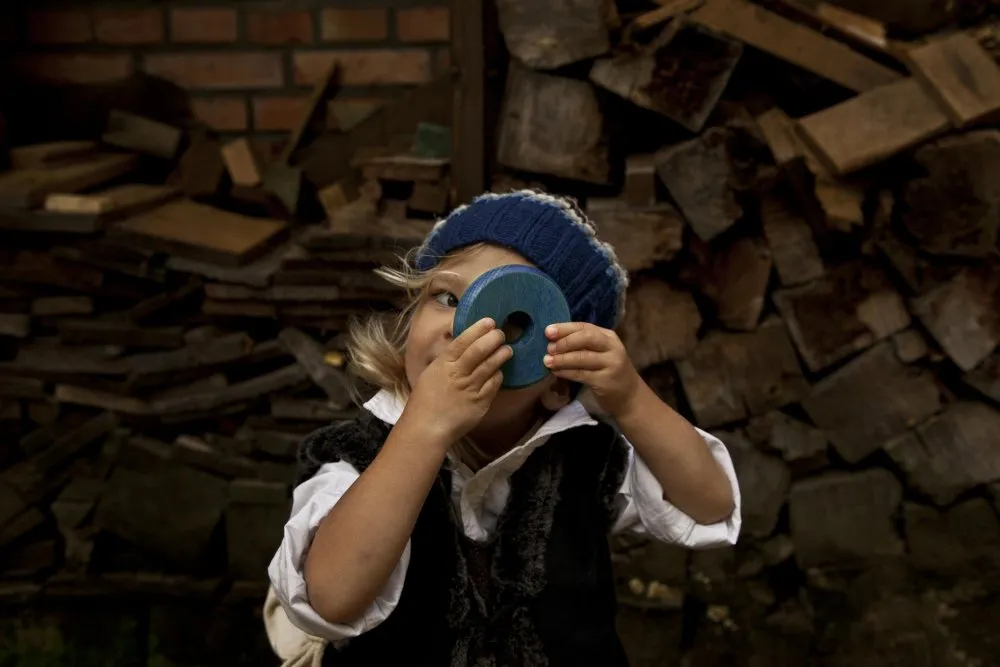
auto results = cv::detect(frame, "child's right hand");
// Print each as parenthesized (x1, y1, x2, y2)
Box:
(403, 317, 512, 447)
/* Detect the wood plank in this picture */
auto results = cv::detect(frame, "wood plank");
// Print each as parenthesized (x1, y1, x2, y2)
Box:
(590, 22, 741, 132)
(205, 283, 341, 302)
(495, 0, 610, 69)
(906, 32, 1000, 128)
(690, 0, 901, 92)
(354, 155, 449, 183)
(281, 60, 339, 164)
(703, 237, 773, 331)
(58, 320, 185, 349)
(150, 363, 309, 415)
(109, 199, 288, 268)
(452, 0, 486, 203)
(0, 153, 137, 209)
(760, 194, 824, 286)
(261, 163, 304, 216)
(0, 313, 30, 338)
(624, 155, 657, 207)
(497, 62, 611, 185)
(169, 134, 227, 199)
(30, 296, 93, 317)
(801, 342, 942, 463)
(278, 327, 352, 408)
(9, 141, 98, 169)
(221, 138, 264, 188)
(408, 180, 450, 214)
(585, 200, 686, 272)
(102, 110, 182, 159)
(631, 0, 704, 31)
(655, 128, 741, 241)
(294, 75, 453, 189)
(44, 184, 178, 219)
(795, 78, 951, 175)
(618, 278, 701, 370)
(910, 269, 1000, 372)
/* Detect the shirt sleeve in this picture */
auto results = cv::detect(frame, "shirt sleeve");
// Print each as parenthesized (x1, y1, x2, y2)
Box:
(267, 460, 410, 641)
(611, 427, 741, 548)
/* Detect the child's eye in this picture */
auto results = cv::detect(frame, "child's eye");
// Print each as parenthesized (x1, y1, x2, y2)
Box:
(432, 291, 459, 308)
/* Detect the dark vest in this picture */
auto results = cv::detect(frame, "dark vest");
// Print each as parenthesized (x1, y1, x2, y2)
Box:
(297, 413, 630, 667)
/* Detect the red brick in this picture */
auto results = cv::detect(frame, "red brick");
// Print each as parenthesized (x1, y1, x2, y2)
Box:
(396, 7, 450, 43)
(326, 98, 385, 131)
(145, 53, 284, 90)
(253, 96, 308, 131)
(320, 9, 388, 42)
(191, 97, 248, 131)
(94, 9, 164, 45)
(294, 50, 431, 86)
(246, 9, 313, 45)
(171, 8, 238, 43)
(26, 10, 92, 44)
(12, 53, 133, 84)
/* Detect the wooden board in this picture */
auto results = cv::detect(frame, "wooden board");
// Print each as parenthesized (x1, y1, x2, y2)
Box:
(655, 128, 741, 241)
(452, 0, 486, 203)
(907, 32, 1000, 128)
(169, 134, 227, 199)
(497, 63, 611, 185)
(354, 155, 449, 183)
(281, 60, 339, 164)
(221, 138, 264, 188)
(690, 0, 901, 93)
(590, 23, 742, 133)
(795, 78, 951, 174)
(278, 328, 352, 408)
(9, 141, 98, 169)
(495, 0, 610, 69)
(109, 199, 288, 268)
(624, 155, 657, 207)
(45, 184, 178, 219)
(0, 154, 137, 209)
(585, 200, 685, 272)
(801, 342, 942, 463)
(102, 110, 182, 160)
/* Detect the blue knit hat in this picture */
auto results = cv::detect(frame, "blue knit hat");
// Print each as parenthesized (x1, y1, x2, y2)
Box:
(414, 190, 629, 329)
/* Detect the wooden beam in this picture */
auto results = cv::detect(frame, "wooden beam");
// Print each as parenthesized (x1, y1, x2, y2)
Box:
(453, 0, 485, 204)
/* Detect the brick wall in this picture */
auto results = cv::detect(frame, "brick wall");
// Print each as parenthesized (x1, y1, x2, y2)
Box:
(4, 2, 451, 157)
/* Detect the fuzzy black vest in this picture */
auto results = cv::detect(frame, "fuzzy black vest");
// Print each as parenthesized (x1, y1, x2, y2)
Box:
(297, 413, 631, 667)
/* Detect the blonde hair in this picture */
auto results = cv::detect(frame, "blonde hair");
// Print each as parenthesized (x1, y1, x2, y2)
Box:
(346, 244, 486, 401)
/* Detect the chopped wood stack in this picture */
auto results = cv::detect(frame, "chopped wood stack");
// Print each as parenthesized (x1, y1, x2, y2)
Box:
(492, 0, 1000, 663)
(0, 73, 449, 597)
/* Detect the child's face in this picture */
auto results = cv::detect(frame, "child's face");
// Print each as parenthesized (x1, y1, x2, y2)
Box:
(405, 244, 570, 448)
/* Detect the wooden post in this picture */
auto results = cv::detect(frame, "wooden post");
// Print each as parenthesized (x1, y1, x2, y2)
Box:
(452, 0, 486, 204)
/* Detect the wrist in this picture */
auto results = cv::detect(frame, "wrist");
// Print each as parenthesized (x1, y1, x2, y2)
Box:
(608, 374, 653, 426)
(395, 405, 456, 455)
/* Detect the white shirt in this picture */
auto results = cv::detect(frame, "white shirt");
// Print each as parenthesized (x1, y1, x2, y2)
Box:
(268, 390, 741, 641)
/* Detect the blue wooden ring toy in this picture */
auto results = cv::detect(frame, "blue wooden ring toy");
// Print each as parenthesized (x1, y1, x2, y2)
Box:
(452, 265, 570, 389)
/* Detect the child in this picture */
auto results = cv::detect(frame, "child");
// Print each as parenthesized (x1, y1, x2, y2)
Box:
(267, 190, 741, 666)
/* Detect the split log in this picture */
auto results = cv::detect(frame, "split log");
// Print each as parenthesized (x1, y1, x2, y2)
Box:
(9, 141, 98, 169)
(30, 296, 93, 317)
(910, 269, 1000, 371)
(719, 430, 790, 538)
(801, 342, 942, 463)
(676, 317, 807, 428)
(655, 128, 741, 241)
(102, 110, 182, 160)
(904, 499, 1000, 575)
(795, 78, 951, 175)
(261, 163, 304, 217)
(166, 234, 308, 288)
(585, 199, 685, 272)
(618, 278, 701, 370)
(173, 435, 258, 479)
(690, 0, 901, 92)
(884, 402, 1000, 506)
(221, 138, 264, 188)
(279, 328, 353, 408)
(624, 155, 658, 207)
(901, 131, 1000, 257)
(747, 411, 829, 470)
(964, 352, 1000, 403)
(788, 469, 904, 569)
(590, 23, 742, 133)
(773, 264, 910, 373)
(169, 133, 228, 199)
(94, 437, 229, 570)
(760, 194, 824, 286)
(205, 283, 342, 302)
(0, 313, 30, 338)
(44, 184, 178, 227)
(226, 480, 290, 579)
(281, 60, 338, 164)
(110, 199, 289, 268)
(0, 153, 137, 209)
(58, 320, 184, 349)
(354, 155, 448, 183)
(495, 0, 610, 69)
(150, 364, 309, 415)
(497, 63, 611, 185)
(702, 237, 773, 331)
(892, 329, 930, 364)
(408, 181, 450, 214)
(906, 32, 1000, 128)
(125, 333, 254, 386)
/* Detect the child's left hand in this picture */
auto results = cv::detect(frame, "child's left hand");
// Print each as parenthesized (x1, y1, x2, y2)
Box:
(543, 322, 642, 416)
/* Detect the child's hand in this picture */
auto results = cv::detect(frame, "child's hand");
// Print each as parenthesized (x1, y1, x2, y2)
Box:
(406, 317, 512, 446)
(543, 322, 641, 417)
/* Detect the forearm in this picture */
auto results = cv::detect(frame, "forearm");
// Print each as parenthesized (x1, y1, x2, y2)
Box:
(614, 381, 734, 524)
(304, 411, 449, 624)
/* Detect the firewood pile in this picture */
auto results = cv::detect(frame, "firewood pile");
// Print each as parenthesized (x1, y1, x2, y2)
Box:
(0, 70, 451, 602)
(489, 0, 1000, 664)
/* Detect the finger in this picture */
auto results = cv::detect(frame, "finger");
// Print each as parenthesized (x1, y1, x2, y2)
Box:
(546, 327, 612, 355)
(478, 370, 504, 398)
(545, 322, 588, 341)
(550, 368, 594, 384)
(455, 328, 507, 375)
(468, 345, 513, 386)
(544, 350, 606, 371)
(444, 318, 495, 361)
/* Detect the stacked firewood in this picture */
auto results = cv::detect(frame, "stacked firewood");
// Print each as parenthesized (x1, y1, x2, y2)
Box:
(489, 0, 1000, 664)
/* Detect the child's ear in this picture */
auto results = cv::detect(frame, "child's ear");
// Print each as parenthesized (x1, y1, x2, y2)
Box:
(540, 377, 572, 411)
